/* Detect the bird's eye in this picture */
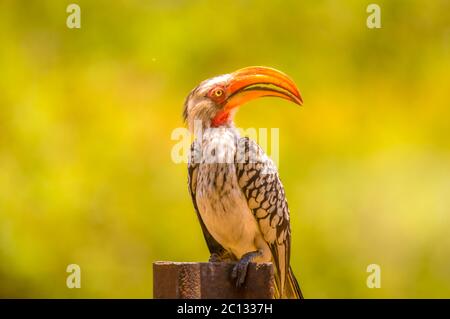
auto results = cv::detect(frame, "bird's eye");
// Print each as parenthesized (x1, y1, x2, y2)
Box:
(213, 88, 223, 97)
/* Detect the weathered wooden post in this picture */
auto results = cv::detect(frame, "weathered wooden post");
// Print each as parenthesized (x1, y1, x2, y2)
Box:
(153, 262, 274, 299)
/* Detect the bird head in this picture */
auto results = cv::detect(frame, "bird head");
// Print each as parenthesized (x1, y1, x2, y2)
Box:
(183, 66, 303, 132)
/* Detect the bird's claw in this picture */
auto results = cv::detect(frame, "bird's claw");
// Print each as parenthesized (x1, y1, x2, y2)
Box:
(231, 260, 250, 287)
(231, 250, 262, 288)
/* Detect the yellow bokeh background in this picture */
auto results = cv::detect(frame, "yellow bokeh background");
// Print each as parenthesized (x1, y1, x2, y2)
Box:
(0, 0, 449, 297)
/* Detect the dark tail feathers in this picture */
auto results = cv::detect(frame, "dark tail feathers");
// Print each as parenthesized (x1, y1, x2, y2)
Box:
(283, 266, 303, 299)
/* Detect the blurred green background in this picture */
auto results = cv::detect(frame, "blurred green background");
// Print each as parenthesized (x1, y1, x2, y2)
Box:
(0, 0, 449, 298)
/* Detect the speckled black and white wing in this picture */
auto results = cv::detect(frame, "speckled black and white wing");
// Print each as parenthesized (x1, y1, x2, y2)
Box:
(235, 137, 292, 297)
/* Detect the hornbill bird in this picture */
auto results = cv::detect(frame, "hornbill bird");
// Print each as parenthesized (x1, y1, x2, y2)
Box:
(183, 66, 303, 298)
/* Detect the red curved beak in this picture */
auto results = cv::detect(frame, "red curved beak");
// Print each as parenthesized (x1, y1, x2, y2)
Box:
(223, 66, 303, 112)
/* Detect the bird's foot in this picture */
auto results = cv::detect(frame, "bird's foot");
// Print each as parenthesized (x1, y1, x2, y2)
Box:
(231, 250, 262, 288)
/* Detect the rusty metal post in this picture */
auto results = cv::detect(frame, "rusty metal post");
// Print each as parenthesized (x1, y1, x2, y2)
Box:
(153, 262, 274, 299)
